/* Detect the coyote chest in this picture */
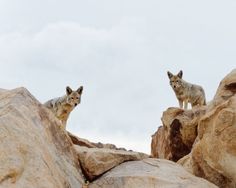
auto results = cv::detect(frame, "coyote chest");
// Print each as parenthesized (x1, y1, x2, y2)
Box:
(54, 101, 74, 120)
(44, 86, 83, 129)
(174, 86, 194, 101)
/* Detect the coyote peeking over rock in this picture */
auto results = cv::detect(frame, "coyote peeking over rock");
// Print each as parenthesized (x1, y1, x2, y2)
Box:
(44, 86, 83, 129)
(167, 70, 206, 109)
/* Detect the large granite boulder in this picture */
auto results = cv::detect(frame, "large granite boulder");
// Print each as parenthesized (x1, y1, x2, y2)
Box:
(180, 69, 236, 188)
(89, 158, 217, 188)
(75, 146, 148, 181)
(0, 88, 84, 188)
(151, 106, 206, 161)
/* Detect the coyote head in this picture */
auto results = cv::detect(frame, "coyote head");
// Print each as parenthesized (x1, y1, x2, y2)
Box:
(65, 86, 83, 107)
(167, 70, 183, 90)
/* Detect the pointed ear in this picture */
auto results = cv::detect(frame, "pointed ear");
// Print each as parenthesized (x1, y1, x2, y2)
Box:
(177, 70, 183, 78)
(167, 71, 173, 79)
(77, 86, 83, 95)
(66, 86, 73, 95)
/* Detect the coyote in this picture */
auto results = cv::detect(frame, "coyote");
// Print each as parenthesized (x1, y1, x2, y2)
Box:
(44, 86, 83, 129)
(167, 70, 206, 109)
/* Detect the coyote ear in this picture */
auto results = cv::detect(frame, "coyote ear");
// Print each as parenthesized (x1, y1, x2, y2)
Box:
(77, 86, 83, 95)
(66, 86, 73, 95)
(167, 71, 173, 79)
(177, 70, 183, 78)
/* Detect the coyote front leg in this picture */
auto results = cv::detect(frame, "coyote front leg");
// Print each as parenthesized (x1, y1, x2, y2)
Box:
(184, 101, 188, 110)
(61, 119, 67, 129)
(178, 100, 183, 109)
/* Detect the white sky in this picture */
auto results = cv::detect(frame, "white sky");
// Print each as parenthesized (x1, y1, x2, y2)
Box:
(0, 0, 235, 153)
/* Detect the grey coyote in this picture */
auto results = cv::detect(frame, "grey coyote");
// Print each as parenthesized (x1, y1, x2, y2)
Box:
(167, 70, 206, 109)
(44, 86, 83, 129)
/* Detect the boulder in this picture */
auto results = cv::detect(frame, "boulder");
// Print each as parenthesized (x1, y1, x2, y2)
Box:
(0, 88, 84, 188)
(151, 106, 206, 161)
(74, 146, 149, 181)
(67, 132, 97, 148)
(212, 69, 236, 107)
(89, 158, 217, 188)
(180, 69, 236, 188)
(68, 131, 127, 151)
(151, 126, 165, 158)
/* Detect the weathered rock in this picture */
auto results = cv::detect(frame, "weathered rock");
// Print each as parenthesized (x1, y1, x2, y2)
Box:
(74, 146, 149, 181)
(177, 69, 236, 188)
(151, 126, 170, 158)
(68, 131, 127, 151)
(94, 142, 118, 150)
(212, 69, 236, 107)
(0, 88, 84, 188)
(89, 158, 217, 188)
(68, 132, 96, 148)
(151, 106, 206, 161)
(177, 153, 194, 174)
(181, 97, 236, 187)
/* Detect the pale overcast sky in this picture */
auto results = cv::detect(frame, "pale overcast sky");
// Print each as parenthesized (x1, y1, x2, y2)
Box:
(0, 0, 235, 153)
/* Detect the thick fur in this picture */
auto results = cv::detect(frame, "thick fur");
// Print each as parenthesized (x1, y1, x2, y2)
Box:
(167, 70, 206, 109)
(44, 86, 83, 129)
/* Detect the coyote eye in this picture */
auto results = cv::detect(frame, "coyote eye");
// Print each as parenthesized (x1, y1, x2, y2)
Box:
(76, 97, 79, 99)
(71, 97, 74, 100)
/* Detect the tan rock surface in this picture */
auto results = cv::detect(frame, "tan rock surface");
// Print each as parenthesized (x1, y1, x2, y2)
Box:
(151, 126, 165, 158)
(177, 69, 236, 187)
(0, 88, 84, 188)
(151, 106, 206, 161)
(212, 69, 236, 107)
(74, 146, 149, 181)
(68, 131, 127, 151)
(184, 97, 236, 187)
(89, 158, 217, 188)
(68, 131, 97, 148)
(177, 154, 193, 174)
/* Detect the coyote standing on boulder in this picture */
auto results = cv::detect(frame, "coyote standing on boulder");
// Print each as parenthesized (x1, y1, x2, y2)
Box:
(44, 86, 83, 129)
(167, 70, 206, 109)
